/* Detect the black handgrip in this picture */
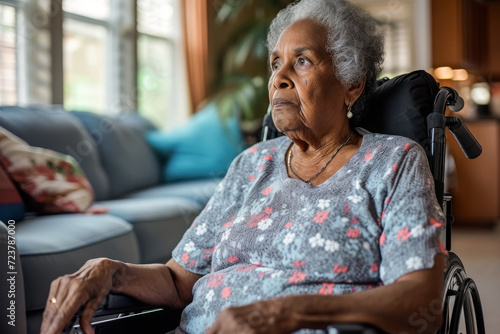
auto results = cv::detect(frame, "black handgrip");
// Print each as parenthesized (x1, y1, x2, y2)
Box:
(446, 117, 482, 159)
(449, 95, 464, 112)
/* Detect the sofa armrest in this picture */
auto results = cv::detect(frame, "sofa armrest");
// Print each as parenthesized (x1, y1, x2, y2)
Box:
(0, 222, 27, 334)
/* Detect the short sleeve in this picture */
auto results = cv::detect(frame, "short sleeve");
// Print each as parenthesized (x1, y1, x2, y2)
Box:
(171, 153, 246, 275)
(379, 143, 447, 285)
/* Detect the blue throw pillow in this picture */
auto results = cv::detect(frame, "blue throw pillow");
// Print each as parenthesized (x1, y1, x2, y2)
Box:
(146, 103, 247, 182)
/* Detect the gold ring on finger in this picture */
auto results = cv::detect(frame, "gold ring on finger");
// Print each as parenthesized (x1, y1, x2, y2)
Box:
(50, 297, 57, 304)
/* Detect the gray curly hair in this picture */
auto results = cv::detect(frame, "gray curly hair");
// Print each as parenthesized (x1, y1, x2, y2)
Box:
(266, 0, 384, 126)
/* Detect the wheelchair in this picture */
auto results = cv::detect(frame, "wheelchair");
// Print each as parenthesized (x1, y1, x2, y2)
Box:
(66, 70, 486, 334)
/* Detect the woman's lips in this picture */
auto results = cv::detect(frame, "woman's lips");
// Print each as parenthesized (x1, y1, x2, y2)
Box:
(272, 98, 296, 109)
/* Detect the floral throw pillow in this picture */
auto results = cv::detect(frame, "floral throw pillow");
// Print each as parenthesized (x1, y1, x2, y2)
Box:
(0, 127, 94, 214)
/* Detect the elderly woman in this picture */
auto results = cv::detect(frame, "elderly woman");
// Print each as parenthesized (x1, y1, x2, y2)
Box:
(41, 0, 447, 333)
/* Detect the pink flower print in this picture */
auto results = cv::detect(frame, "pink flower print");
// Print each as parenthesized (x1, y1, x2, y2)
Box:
(312, 211, 330, 223)
(263, 155, 273, 161)
(379, 233, 386, 245)
(404, 143, 411, 152)
(249, 146, 258, 154)
(427, 178, 432, 185)
(396, 227, 411, 241)
(288, 270, 307, 283)
(188, 260, 197, 267)
(203, 244, 216, 255)
(248, 175, 256, 181)
(247, 212, 268, 227)
(236, 264, 259, 272)
(293, 260, 306, 268)
(319, 283, 335, 295)
(385, 197, 391, 205)
(347, 228, 360, 238)
(227, 255, 239, 263)
(284, 222, 293, 228)
(344, 203, 351, 214)
(351, 217, 359, 224)
(270, 147, 277, 152)
(207, 273, 226, 287)
(392, 163, 398, 171)
(261, 187, 273, 195)
(258, 164, 266, 171)
(364, 153, 373, 162)
(370, 263, 379, 271)
(334, 264, 349, 273)
(265, 206, 273, 214)
(223, 222, 232, 228)
(221, 286, 231, 298)
(181, 253, 190, 263)
(430, 217, 444, 228)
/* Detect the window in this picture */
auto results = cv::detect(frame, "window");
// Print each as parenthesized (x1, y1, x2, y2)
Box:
(62, 0, 111, 113)
(0, 2, 16, 105)
(137, 0, 189, 128)
(351, 0, 427, 78)
(3, 0, 189, 128)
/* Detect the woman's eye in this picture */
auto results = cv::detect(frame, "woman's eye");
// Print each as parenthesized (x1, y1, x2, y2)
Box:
(297, 57, 308, 66)
(271, 62, 279, 71)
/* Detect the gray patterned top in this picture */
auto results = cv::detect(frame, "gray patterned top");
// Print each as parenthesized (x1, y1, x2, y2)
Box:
(170, 128, 446, 333)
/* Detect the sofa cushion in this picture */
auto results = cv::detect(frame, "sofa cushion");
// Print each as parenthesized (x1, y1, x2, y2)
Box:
(122, 178, 221, 207)
(17, 214, 139, 312)
(97, 197, 202, 264)
(146, 103, 246, 183)
(0, 127, 94, 214)
(0, 105, 110, 200)
(72, 111, 161, 199)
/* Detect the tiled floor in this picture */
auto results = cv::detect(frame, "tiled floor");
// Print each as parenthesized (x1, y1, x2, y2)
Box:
(451, 223, 500, 332)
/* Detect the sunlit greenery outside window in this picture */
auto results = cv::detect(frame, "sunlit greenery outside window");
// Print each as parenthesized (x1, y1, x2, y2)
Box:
(0, 3, 16, 105)
(137, 0, 182, 128)
(62, 0, 110, 113)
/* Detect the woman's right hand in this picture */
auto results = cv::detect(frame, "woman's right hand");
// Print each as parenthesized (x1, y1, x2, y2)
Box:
(40, 257, 122, 334)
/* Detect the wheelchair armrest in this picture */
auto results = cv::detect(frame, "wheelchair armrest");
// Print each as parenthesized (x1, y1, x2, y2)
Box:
(66, 294, 386, 334)
(93, 292, 160, 316)
(65, 293, 182, 334)
(327, 323, 387, 334)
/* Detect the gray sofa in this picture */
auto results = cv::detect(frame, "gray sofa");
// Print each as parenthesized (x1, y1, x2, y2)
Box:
(0, 105, 222, 334)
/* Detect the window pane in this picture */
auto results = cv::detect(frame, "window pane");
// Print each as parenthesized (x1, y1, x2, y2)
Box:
(63, 0, 110, 21)
(137, 0, 175, 37)
(63, 19, 107, 113)
(137, 34, 174, 127)
(0, 4, 16, 105)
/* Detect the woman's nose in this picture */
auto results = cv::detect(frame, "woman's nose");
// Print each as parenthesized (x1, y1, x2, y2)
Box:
(273, 68, 293, 89)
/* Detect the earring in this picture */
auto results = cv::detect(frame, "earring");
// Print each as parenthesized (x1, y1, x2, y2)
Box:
(347, 103, 353, 119)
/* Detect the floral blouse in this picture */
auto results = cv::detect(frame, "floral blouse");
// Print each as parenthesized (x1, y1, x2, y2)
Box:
(170, 128, 446, 333)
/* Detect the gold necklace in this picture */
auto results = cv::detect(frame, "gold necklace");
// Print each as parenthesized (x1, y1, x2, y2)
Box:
(288, 131, 353, 184)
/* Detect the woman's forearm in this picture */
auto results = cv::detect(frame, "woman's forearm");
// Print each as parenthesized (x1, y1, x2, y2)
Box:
(109, 258, 202, 309)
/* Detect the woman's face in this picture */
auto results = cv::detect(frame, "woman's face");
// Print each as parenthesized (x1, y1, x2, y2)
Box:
(268, 19, 349, 141)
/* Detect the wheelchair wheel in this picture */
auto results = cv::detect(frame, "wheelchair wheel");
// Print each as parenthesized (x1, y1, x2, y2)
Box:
(439, 252, 485, 334)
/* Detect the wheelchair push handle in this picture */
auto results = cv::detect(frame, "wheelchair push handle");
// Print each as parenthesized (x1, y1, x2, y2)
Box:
(447, 117, 482, 159)
(428, 87, 482, 160)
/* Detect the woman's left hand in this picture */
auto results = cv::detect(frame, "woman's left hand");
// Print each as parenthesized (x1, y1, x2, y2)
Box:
(207, 297, 297, 334)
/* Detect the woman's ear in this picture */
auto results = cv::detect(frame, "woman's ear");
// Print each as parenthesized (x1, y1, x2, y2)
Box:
(344, 77, 366, 105)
